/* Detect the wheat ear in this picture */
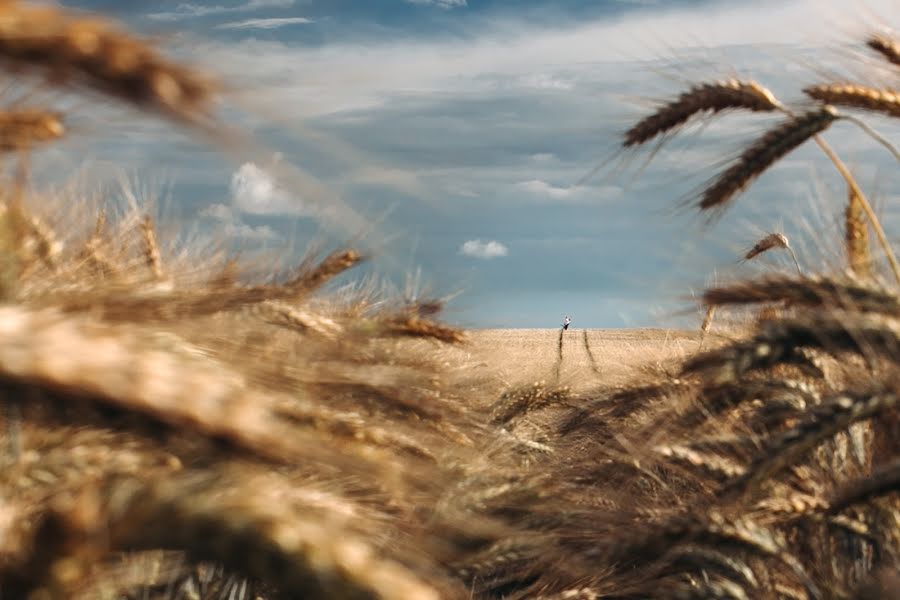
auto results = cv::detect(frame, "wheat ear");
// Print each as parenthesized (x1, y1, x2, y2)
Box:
(0, 3, 217, 124)
(0, 109, 64, 152)
(827, 457, 900, 513)
(699, 108, 837, 212)
(723, 392, 900, 501)
(805, 84, 900, 119)
(868, 33, 900, 67)
(807, 129, 900, 284)
(743, 232, 801, 275)
(703, 275, 899, 313)
(139, 214, 164, 281)
(625, 79, 780, 147)
(7, 475, 441, 600)
(846, 187, 873, 279)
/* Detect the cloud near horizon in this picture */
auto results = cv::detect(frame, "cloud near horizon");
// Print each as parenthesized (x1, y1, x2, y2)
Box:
(405, 0, 467, 8)
(216, 16, 313, 29)
(460, 240, 509, 259)
(230, 159, 311, 216)
(199, 203, 281, 241)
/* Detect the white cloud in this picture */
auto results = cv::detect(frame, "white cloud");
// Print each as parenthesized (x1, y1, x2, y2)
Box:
(188, 0, 898, 121)
(459, 239, 508, 259)
(148, 0, 295, 21)
(405, 0, 467, 8)
(216, 17, 313, 30)
(230, 159, 310, 216)
(198, 203, 280, 241)
(517, 179, 578, 199)
(199, 202, 235, 221)
(516, 180, 625, 202)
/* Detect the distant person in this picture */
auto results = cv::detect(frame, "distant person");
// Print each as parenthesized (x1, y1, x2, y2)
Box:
(563, 315, 571, 331)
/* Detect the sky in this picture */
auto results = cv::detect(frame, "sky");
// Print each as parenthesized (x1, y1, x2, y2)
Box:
(46, 0, 900, 327)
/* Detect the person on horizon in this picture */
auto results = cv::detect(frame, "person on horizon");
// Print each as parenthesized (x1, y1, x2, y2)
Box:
(563, 315, 571, 331)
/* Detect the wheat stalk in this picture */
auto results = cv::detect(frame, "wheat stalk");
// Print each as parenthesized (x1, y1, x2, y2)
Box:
(624, 79, 780, 147)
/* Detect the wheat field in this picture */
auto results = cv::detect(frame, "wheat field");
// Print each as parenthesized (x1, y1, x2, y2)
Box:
(467, 328, 703, 392)
(1, 1, 900, 599)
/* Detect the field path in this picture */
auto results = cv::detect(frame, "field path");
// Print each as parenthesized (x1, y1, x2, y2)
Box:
(463, 328, 704, 395)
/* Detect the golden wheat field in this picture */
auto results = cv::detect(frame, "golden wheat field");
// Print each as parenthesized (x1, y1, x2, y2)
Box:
(3, 1, 900, 599)
(466, 329, 703, 392)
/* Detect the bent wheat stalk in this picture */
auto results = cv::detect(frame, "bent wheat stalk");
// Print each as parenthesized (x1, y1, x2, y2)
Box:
(744, 232, 801, 275)
(808, 132, 900, 285)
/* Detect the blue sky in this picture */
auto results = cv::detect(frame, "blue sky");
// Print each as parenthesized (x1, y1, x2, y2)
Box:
(50, 0, 900, 327)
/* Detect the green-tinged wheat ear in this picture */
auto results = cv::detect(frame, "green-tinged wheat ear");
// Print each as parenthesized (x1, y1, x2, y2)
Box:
(699, 108, 837, 213)
(625, 79, 780, 147)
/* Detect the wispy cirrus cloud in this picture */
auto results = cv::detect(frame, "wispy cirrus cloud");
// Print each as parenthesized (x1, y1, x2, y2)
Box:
(459, 240, 508, 259)
(147, 0, 296, 21)
(405, 0, 467, 9)
(216, 16, 312, 30)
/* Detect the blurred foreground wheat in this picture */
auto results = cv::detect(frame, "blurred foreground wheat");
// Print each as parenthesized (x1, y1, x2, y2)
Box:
(1, 3, 900, 599)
